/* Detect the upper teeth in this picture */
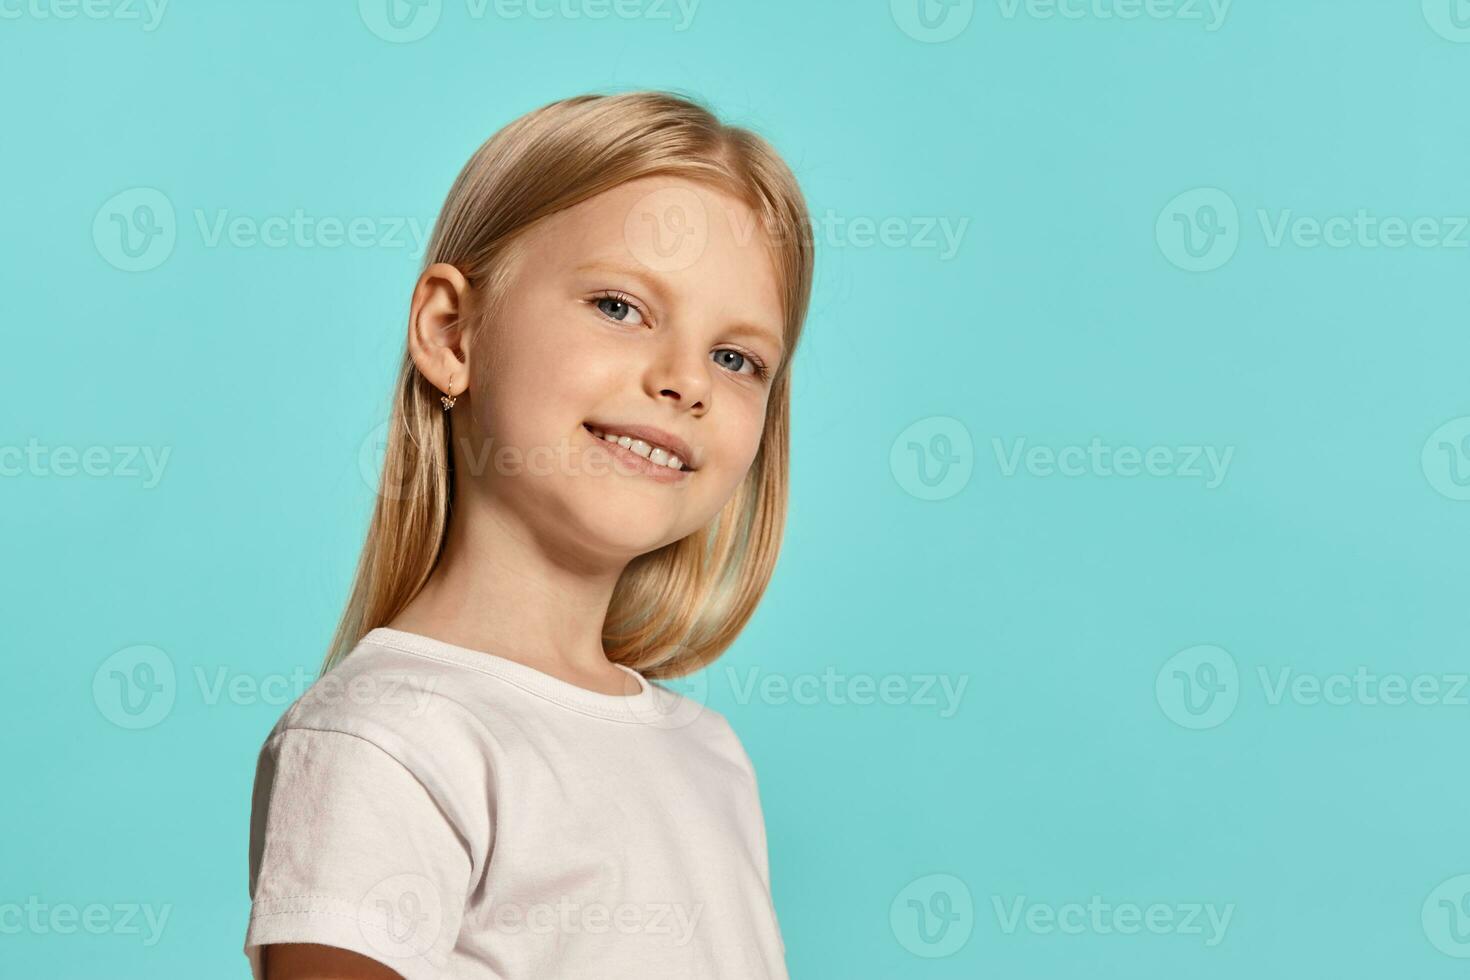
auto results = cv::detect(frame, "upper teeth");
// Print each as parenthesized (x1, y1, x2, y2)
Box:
(589, 427, 687, 471)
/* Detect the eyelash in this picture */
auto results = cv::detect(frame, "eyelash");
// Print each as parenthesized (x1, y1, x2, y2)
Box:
(590, 290, 772, 382)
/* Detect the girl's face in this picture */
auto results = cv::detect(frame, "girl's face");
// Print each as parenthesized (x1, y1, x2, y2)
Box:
(456, 176, 786, 559)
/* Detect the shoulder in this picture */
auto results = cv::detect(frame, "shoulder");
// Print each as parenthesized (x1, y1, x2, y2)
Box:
(643, 678, 761, 782)
(245, 644, 490, 976)
(258, 638, 496, 799)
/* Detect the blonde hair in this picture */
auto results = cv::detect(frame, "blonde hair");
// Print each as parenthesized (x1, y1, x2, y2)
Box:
(319, 90, 814, 680)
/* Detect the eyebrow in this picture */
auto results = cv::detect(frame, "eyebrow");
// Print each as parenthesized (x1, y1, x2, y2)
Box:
(572, 259, 786, 359)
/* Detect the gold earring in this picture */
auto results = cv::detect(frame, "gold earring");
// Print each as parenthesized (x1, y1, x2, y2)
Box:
(441, 373, 457, 411)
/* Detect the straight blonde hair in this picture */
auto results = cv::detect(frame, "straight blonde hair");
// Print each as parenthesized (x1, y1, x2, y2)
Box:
(319, 90, 814, 681)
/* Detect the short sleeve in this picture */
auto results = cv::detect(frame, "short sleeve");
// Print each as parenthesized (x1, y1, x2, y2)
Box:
(244, 727, 474, 980)
(719, 715, 786, 956)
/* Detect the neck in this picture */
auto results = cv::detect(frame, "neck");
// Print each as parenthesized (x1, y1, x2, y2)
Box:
(384, 479, 631, 687)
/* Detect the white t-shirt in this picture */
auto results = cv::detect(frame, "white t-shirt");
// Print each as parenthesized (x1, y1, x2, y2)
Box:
(243, 626, 787, 979)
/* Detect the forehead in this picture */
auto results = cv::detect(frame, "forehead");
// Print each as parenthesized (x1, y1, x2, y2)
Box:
(520, 176, 786, 338)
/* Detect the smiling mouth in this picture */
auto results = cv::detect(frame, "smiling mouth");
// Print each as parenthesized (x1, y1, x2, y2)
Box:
(581, 423, 694, 479)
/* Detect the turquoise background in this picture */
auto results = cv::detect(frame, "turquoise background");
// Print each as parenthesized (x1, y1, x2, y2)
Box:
(4, 0, 1470, 976)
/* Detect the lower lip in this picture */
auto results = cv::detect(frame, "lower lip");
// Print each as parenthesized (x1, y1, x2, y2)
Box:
(582, 424, 692, 484)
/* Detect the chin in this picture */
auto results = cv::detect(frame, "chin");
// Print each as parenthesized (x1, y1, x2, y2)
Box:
(558, 483, 689, 549)
(583, 521, 686, 559)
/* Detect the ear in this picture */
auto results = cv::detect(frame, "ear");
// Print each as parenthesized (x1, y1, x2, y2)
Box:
(407, 262, 473, 400)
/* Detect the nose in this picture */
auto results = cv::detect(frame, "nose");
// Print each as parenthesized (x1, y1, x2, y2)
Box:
(646, 337, 710, 414)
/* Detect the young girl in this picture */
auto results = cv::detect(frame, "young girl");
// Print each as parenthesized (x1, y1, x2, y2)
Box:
(242, 91, 813, 979)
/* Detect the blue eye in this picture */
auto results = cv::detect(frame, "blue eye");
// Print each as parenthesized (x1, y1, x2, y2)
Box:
(713, 348, 771, 381)
(714, 349, 751, 375)
(592, 290, 772, 382)
(594, 294, 644, 325)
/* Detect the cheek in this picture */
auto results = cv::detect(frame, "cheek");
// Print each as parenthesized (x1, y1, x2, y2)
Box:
(473, 311, 609, 435)
(714, 400, 769, 479)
